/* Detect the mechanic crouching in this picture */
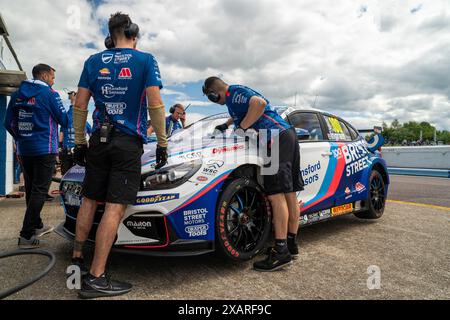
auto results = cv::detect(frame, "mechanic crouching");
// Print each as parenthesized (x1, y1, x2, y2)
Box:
(70, 12, 168, 299)
(203, 77, 305, 272)
(4, 64, 69, 248)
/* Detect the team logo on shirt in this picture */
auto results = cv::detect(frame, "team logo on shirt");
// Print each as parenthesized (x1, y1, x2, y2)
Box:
(99, 68, 111, 76)
(105, 103, 127, 115)
(101, 84, 128, 98)
(102, 53, 114, 64)
(118, 68, 132, 79)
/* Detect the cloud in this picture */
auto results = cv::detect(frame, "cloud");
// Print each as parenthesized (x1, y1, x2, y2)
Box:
(1, 0, 449, 130)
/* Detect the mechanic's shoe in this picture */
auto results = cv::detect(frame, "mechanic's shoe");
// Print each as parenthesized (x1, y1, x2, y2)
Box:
(35, 225, 54, 238)
(70, 258, 89, 276)
(287, 241, 299, 260)
(78, 273, 132, 299)
(253, 247, 292, 272)
(18, 236, 42, 249)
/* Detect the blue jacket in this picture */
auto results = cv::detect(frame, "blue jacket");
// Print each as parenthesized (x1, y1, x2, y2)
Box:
(166, 115, 183, 136)
(4, 80, 69, 156)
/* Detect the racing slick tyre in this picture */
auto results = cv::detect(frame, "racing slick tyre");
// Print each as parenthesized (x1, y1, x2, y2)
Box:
(355, 170, 386, 220)
(216, 178, 272, 262)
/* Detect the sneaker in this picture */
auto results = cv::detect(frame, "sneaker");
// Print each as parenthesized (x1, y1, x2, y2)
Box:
(70, 257, 89, 276)
(18, 236, 42, 249)
(78, 273, 133, 299)
(287, 240, 299, 260)
(253, 247, 292, 272)
(35, 225, 54, 237)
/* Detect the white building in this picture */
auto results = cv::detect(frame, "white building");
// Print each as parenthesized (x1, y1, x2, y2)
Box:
(0, 14, 27, 196)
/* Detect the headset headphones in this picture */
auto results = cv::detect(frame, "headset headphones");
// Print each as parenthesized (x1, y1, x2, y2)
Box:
(170, 105, 185, 114)
(104, 19, 140, 49)
(202, 85, 221, 103)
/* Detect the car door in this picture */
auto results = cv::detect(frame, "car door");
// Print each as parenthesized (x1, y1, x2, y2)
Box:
(286, 111, 333, 214)
(321, 114, 365, 210)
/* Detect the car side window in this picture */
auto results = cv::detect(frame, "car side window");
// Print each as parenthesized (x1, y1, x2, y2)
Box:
(324, 115, 353, 141)
(287, 112, 324, 141)
(345, 123, 359, 141)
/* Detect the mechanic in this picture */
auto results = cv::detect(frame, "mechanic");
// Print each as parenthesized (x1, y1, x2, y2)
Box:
(71, 12, 168, 299)
(203, 77, 304, 272)
(59, 91, 92, 175)
(148, 103, 186, 137)
(4, 63, 69, 249)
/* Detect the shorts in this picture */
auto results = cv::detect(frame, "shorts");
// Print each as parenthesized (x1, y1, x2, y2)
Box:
(263, 127, 305, 196)
(82, 129, 144, 205)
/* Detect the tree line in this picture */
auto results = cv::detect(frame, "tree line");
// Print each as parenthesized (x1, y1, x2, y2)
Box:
(381, 120, 450, 146)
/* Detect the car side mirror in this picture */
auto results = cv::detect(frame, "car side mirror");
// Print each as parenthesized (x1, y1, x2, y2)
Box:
(296, 128, 311, 141)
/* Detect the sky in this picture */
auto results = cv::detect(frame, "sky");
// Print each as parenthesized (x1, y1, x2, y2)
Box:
(0, 0, 449, 129)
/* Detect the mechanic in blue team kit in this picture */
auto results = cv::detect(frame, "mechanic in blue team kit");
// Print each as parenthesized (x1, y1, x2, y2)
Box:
(148, 103, 187, 137)
(4, 63, 69, 248)
(70, 12, 168, 299)
(203, 77, 304, 272)
(59, 91, 92, 175)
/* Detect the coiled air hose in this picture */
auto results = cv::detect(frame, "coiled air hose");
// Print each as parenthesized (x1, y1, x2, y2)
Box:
(0, 250, 56, 299)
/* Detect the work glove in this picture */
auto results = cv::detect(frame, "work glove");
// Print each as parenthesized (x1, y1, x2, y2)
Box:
(214, 123, 229, 133)
(73, 145, 88, 167)
(155, 145, 168, 170)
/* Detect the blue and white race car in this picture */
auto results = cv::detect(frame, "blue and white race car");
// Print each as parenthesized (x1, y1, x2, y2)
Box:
(56, 108, 389, 261)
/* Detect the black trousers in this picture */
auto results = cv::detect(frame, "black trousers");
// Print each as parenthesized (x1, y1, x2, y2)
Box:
(19, 154, 56, 239)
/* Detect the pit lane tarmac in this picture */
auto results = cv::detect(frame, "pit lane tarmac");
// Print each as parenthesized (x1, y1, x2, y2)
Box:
(0, 176, 449, 300)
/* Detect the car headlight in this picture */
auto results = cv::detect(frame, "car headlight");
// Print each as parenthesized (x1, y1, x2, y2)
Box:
(141, 160, 202, 191)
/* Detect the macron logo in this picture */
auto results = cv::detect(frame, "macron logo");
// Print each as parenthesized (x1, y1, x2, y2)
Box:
(119, 68, 132, 79)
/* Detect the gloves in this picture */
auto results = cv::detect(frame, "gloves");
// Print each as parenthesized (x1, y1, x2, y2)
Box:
(73, 145, 88, 167)
(214, 123, 229, 133)
(155, 145, 168, 170)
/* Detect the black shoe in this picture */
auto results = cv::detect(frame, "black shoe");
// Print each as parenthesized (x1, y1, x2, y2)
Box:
(287, 241, 299, 260)
(78, 273, 132, 299)
(253, 247, 292, 272)
(46, 194, 54, 202)
(70, 258, 89, 276)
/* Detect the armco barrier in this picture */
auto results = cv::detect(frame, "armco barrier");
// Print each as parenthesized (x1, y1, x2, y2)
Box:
(388, 167, 450, 178)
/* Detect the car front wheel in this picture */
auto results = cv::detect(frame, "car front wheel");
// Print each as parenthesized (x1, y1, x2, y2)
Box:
(215, 178, 272, 261)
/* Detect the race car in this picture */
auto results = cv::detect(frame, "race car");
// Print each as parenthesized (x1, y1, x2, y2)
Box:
(55, 107, 389, 261)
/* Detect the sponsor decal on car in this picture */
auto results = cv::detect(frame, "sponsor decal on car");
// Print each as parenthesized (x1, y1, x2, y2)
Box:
(62, 182, 83, 196)
(213, 145, 244, 155)
(301, 161, 321, 186)
(202, 160, 225, 176)
(183, 208, 208, 226)
(332, 203, 354, 217)
(135, 194, 180, 206)
(179, 152, 202, 160)
(300, 209, 332, 226)
(345, 187, 351, 195)
(185, 224, 209, 237)
(355, 182, 366, 193)
(197, 176, 208, 182)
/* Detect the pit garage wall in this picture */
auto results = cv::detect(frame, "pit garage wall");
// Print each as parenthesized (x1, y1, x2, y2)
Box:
(0, 95, 14, 196)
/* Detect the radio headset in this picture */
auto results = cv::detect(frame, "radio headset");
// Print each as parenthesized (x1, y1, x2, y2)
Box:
(104, 20, 140, 49)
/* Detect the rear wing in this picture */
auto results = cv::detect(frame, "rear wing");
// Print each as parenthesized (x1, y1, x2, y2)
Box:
(358, 127, 385, 153)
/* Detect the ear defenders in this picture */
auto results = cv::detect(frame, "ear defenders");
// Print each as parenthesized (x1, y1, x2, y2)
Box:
(202, 85, 221, 103)
(170, 105, 186, 114)
(104, 20, 140, 49)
